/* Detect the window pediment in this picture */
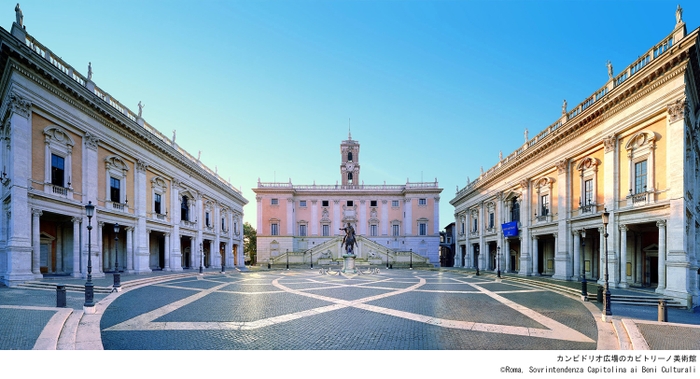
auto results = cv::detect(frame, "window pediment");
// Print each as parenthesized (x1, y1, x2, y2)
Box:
(104, 155, 129, 172)
(43, 126, 75, 148)
(576, 157, 600, 172)
(625, 131, 658, 152)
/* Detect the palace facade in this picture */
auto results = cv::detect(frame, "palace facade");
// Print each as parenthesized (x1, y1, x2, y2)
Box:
(0, 9, 247, 286)
(253, 133, 442, 267)
(451, 12, 700, 308)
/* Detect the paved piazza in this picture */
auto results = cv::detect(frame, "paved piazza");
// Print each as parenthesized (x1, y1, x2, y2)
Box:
(101, 269, 597, 350)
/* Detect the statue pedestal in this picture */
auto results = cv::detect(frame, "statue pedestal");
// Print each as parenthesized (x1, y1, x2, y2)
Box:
(342, 254, 357, 274)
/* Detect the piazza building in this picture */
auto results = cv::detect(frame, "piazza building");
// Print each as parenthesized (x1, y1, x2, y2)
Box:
(450, 10, 700, 308)
(253, 133, 442, 267)
(0, 8, 247, 286)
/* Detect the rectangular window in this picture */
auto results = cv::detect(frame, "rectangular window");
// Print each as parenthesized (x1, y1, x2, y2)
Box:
(271, 223, 279, 236)
(110, 177, 120, 203)
(418, 198, 427, 205)
(392, 200, 399, 207)
(392, 224, 400, 236)
(271, 198, 278, 205)
(322, 224, 330, 237)
(154, 193, 162, 214)
(347, 200, 353, 206)
(461, 222, 465, 235)
(322, 200, 329, 207)
(221, 217, 226, 231)
(489, 213, 494, 229)
(473, 217, 478, 232)
(299, 200, 306, 207)
(370, 224, 378, 237)
(181, 196, 189, 221)
(205, 212, 211, 227)
(419, 223, 427, 236)
(299, 224, 307, 237)
(370, 200, 377, 207)
(541, 195, 549, 216)
(584, 179, 593, 205)
(635, 161, 647, 194)
(51, 154, 65, 187)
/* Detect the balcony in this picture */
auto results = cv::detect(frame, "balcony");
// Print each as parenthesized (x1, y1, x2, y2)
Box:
(627, 190, 653, 207)
(110, 201, 127, 212)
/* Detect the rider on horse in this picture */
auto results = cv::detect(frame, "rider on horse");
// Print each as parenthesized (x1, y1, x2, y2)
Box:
(340, 223, 358, 255)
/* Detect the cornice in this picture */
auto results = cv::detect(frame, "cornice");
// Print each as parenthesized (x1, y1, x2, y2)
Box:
(456, 46, 692, 201)
(3, 47, 246, 204)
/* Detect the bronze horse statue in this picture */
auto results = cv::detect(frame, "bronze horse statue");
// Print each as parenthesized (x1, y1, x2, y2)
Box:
(340, 223, 358, 255)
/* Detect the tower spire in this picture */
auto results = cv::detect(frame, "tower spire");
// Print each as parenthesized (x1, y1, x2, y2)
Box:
(348, 118, 351, 140)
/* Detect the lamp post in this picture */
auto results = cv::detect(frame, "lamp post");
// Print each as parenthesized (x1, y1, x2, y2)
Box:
(409, 248, 413, 270)
(84, 201, 95, 308)
(386, 250, 390, 269)
(309, 249, 313, 269)
(112, 223, 121, 291)
(286, 249, 289, 270)
(475, 245, 480, 276)
(602, 209, 612, 321)
(497, 246, 501, 278)
(581, 229, 587, 300)
(199, 243, 203, 274)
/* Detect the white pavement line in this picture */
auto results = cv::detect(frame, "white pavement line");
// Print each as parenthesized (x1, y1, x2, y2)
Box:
(582, 301, 618, 350)
(272, 277, 427, 306)
(611, 318, 632, 350)
(57, 309, 83, 350)
(621, 319, 651, 350)
(104, 282, 231, 331)
(469, 282, 594, 343)
(32, 308, 73, 350)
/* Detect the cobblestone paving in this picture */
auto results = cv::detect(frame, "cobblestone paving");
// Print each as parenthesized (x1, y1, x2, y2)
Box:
(0, 308, 54, 350)
(100, 270, 597, 350)
(637, 324, 700, 350)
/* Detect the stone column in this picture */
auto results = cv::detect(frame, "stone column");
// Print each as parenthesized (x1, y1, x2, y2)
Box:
(164, 232, 171, 271)
(126, 226, 134, 272)
(135, 160, 149, 273)
(31, 209, 42, 276)
(96, 222, 104, 276)
(619, 224, 628, 288)
(532, 236, 539, 276)
(381, 200, 388, 236)
(433, 196, 440, 238)
(171, 180, 182, 271)
(190, 237, 197, 269)
(573, 230, 580, 281)
(519, 179, 531, 276)
(359, 200, 367, 235)
(656, 220, 667, 293)
(72, 217, 81, 277)
(4, 93, 35, 286)
(404, 198, 413, 236)
(554, 159, 570, 280)
(286, 197, 294, 236)
(311, 200, 318, 236)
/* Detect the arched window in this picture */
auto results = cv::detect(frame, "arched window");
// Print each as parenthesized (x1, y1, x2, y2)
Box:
(348, 152, 353, 161)
(348, 172, 353, 183)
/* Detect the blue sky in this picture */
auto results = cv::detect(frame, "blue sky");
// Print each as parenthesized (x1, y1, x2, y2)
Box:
(10, 0, 699, 228)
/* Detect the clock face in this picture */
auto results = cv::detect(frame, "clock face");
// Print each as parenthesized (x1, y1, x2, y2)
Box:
(346, 163, 354, 171)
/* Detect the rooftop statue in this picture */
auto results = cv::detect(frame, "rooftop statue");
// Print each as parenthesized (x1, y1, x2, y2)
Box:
(15, 4, 23, 27)
(607, 60, 613, 80)
(87, 62, 92, 80)
(676, 4, 683, 24)
(562, 99, 567, 115)
(137, 101, 145, 117)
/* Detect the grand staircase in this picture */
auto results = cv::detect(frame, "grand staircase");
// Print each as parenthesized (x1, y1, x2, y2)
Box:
(268, 236, 433, 269)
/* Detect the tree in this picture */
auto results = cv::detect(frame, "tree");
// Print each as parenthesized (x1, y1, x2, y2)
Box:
(243, 222, 257, 265)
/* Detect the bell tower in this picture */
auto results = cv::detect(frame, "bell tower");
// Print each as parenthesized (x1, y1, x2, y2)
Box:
(340, 129, 360, 186)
